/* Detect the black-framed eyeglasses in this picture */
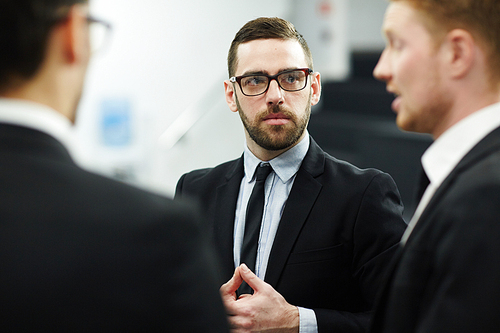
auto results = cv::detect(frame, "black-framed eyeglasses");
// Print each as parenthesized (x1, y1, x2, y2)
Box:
(230, 68, 313, 97)
(86, 15, 112, 53)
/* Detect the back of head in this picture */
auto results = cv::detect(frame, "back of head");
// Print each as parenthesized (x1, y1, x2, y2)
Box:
(0, 0, 87, 93)
(227, 17, 313, 77)
(392, 0, 500, 85)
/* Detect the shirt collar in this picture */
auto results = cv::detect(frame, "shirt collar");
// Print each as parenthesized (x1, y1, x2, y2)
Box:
(422, 102, 500, 187)
(244, 131, 310, 183)
(0, 98, 75, 155)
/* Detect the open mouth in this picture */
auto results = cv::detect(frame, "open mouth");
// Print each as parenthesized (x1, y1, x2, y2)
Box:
(386, 88, 401, 112)
(391, 95, 402, 112)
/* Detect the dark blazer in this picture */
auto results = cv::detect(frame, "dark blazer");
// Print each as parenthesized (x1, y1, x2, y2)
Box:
(0, 123, 228, 332)
(175, 137, 407, 332)
(370, 127, 500, 333)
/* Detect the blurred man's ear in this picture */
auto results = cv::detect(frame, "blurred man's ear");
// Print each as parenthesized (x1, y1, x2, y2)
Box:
(58, 4, 91, 65)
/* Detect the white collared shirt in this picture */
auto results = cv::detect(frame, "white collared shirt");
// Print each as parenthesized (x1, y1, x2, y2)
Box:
(401, 102, 500, 245)
(0, 98, 75, 157)
(234, 134, 309, 278)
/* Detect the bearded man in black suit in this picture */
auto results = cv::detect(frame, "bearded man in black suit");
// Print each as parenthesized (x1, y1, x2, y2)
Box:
(175, 17, 407, 333)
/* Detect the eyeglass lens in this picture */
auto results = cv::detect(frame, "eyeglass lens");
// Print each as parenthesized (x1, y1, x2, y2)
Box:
(240, 70, 308, 96)
(87, 17, 111, 53)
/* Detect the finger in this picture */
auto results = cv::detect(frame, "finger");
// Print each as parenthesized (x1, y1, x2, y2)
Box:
(237, 293, 252, 300)
(239, 263, 266, 293)
(220, 266, 244, 296)
(220, 270, 243, 315)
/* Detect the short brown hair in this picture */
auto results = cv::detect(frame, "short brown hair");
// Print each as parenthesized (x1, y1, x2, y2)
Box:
(227, 17, 313, 77)
(392, 0, 500, 83)
(0, 0, 87, 92)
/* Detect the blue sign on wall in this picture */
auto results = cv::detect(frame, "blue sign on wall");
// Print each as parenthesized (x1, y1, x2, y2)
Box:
(100, 98, 132, 146)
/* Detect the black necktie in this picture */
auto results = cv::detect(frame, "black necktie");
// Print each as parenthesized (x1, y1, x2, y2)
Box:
(239, 163, 272, 295)
(415, 166, 430, 204)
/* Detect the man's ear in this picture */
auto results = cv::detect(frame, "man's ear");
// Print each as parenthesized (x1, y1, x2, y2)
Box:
(224, 80, 239, 113)
(60, 5, 89, 64)
(310, 71, 321, 106)
(443, 29, 476, 79)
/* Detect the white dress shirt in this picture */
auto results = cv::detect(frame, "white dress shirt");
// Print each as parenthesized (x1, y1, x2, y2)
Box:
(0, 98, 75, 156)
(402, 102, 500, 245)
(233, 133, 318, 332)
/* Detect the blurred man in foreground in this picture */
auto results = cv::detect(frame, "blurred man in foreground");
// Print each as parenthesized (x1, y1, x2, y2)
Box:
(0, 0, 228, 331)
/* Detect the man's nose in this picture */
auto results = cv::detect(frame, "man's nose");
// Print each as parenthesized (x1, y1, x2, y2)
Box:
(373, 49, 391, 82)
(265, 79, 284, 106)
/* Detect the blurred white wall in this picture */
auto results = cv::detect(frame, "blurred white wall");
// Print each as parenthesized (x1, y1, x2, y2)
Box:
(75, 0, 388, 196)
(290, 0, 350, 80)
(349, 0, 388, 51)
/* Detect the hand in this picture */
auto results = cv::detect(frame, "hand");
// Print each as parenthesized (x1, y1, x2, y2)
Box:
(220, 264, 299, 333)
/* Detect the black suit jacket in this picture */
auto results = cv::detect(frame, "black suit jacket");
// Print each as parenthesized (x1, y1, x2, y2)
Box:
(0, 123, 228, 332)
(370, 127, 500, 333)
(175, 137, 407, 332)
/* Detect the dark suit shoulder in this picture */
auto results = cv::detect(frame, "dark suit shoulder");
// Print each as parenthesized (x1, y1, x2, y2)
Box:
(305, 137, 390, 183)
(1, 148, 199, 235)
(182, 157, 241, 182)
(325, 146, 384, 172)
(71, 165, 191, 220)
(175, 157, 242, 199)
(319, 148, 397, 193)
(0, 151, 229, 332)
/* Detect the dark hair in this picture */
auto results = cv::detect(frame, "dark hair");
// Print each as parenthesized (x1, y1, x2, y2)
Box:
(0, 0, 87, 92)
(227, 17, 313, 77)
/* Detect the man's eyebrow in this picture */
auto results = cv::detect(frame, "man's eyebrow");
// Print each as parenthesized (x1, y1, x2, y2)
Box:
(240, 68, 301, 76)
(240, 70, 268, 76)
(383, 24, 397, 38)
(379, 27, 393, 44)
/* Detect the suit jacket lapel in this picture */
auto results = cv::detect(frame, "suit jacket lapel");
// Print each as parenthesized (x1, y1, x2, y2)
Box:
(406, 126, 500, 246)
(265, 138, 324, 287)
(371, 127, 500, 332)
(213, 157, 245, 281)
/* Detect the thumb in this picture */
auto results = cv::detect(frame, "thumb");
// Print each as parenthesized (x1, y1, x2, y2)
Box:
(239, 263, 265, 293)
(220, 266, 243, 298)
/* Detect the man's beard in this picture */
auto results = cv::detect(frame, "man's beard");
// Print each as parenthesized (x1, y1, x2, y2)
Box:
(236, 95, 311, 151)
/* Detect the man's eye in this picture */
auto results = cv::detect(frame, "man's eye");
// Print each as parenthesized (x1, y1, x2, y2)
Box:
(243, 76, 266, 86)
(390, 38, 404, 50)
(283, 74, 298, 83)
